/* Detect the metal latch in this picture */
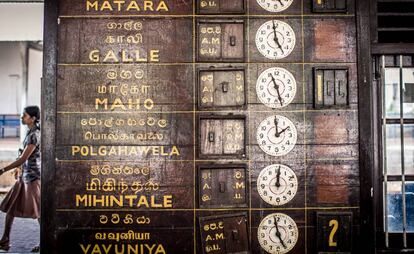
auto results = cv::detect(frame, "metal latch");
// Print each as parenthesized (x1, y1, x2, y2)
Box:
(219, 182, 226, 193)
(221, 82, 229, 93)
(208, 132, 215, 142)
(230, 36, 236, 46)
(232, 229, 239, 240)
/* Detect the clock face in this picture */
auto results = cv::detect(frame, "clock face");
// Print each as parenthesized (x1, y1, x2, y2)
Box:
(258, 213, 299, 254)
(255, 20, 296, 60)
(256, 115, 297, 156)
(256, 0, 294, 12)
(256, 67, 297, 108)
(257, 164, 298, 206)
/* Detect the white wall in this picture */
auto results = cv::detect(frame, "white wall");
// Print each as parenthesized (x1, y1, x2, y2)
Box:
(27, 48, 42, 107)
(0, 42, 27, 115)
(0, 3, 43, 41)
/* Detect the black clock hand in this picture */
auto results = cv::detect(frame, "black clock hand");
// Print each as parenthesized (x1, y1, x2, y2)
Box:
(276, 166, 281, 188)
(274, 117, 280, 138)
(277, 0, 284, 6)
(278, 126, 290, 136)
(270, 73, 284, 106)
(274, 216, 287, 249)
(272, 20, 284, 54)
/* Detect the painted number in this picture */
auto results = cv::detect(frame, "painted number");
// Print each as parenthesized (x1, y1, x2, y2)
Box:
(328, 219, 338, 247)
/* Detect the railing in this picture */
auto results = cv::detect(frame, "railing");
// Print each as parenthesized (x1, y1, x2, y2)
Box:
(0, 115, 20, 138)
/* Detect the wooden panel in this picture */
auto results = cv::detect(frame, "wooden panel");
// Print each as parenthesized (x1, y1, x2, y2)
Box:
(55, 161, 193, 209)
(59, 0, 193, 15)
(198, 115, 246, 158)
(304, 18, 356, 62)
(306, 111, 359, 145)
(44, 0, 361, 252)
(197, 20, 245, 62)
(199, 213, 249, 254)
(197, 0, 246, 14)
(198, 67, 246, 109)
(198, 164, 248, 208)
(58, 18, 193, 64)
(56, 228, 194, 254)
(57, 65, 193, 112)
(307, 161, 360, 206)
(305, 64, 358, 108)
(317, 212, 353, 253)
(55, 210, 194, 228)
(56, 113, 193, 145)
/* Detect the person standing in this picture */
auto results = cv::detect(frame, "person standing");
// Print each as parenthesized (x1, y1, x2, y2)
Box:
(0, 106, 41, 252)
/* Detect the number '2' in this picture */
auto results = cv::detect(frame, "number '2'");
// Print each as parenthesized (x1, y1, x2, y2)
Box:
(329, 219, 338, 247)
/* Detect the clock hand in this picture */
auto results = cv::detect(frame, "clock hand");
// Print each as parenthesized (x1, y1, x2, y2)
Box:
(276, 166, 281, 188)
(274, 216, 287, 249)
(270, 73, 284, 106)
(277, 0, 284, 6)
(274, 117, 280, 138)
(278, 126, 290, 136)
(272, 20, 284, 54)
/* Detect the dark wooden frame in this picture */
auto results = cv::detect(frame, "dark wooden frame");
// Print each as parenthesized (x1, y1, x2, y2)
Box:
(196, 163, 249, 208)
(196, 66, 247, 110)
(316, 212, 353, 253)
(312, 66, 350, 109)
(198, 212, 250, 254)
(197, 114, 248, 159)
(41, 0, 58, 253)
(357, 0, 376, 253)
(311, 0, 348, 13)
(196, 19, 246, 63)
(196, 0, 247, 14)
(359, 0, 414, 252)
(373, 55, 414, 252)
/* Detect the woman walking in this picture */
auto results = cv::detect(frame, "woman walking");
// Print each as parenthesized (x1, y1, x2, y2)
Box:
(0, 106, 41, 252)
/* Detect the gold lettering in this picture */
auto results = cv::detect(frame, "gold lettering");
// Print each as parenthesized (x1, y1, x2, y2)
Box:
(76, 195, 88, 207)
(203, 183, 211, 190)
(86, 1, 98, 11)
(113, 0, 126, 11)
(235, 182, 245, 189)
(215, 233, 225, 240)
(95, 98, 108, 110)
(103, 50, 118, 62)
(212, 38, 220, 44)
(89, 50, 100, 62)
(155, 244, 166, 254)
(150, 50, 160, 62)
(144, 1, 154, 11)
(91, 244, 101, 254)
(85, 1, 169, 12)
(171, 146, 180, 156)
(127, 1, 140, 11)
(101, 1, 113, 11)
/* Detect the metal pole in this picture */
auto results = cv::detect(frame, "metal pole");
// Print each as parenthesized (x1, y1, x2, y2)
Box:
(399, 55, 407, 248)
(381, 55, 389, 247)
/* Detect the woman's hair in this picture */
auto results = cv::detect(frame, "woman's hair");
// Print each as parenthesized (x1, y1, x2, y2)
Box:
(24, 106, 40, 126)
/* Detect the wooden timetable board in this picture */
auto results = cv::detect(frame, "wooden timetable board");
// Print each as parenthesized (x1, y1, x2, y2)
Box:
(42, 0, 360, 253)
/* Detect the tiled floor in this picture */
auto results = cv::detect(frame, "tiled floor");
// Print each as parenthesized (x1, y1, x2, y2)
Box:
(0, 196, 40, 253)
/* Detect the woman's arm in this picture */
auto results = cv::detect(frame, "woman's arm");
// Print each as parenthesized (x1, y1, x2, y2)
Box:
(0, 144, 36, 175)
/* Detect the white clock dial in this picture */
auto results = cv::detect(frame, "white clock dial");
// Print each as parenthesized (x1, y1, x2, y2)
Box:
(255, 20, 296, 60)
(256, 115, 297, 157)
(257, 164, 298, 206)
(256, 67, 297, 108)
(258, 213, 299, 254)
(256, 0, 294, 13)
